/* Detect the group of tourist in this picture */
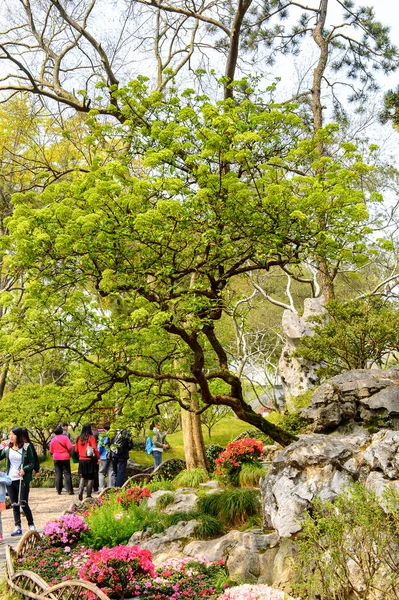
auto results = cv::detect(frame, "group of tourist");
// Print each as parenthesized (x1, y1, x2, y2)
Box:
(50, 422, 134, 501)
(0, 420, 168, 539)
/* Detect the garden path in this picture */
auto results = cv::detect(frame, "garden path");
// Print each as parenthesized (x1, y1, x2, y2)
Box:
(0, 487, 76, 576)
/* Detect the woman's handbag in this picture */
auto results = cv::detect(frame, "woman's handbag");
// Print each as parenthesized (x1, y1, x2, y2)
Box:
(86, 444, 95, 458)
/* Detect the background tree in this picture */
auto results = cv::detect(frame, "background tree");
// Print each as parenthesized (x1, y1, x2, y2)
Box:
(297, 296, 399, 379)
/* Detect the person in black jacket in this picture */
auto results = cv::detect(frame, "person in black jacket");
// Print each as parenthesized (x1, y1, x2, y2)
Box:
(110, 429, 133, 487)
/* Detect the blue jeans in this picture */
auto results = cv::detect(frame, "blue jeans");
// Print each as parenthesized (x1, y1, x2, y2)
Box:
(153, 451, 162, 469)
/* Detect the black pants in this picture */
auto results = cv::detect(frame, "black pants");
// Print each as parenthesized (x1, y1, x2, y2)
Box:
(7, 480, 34, 528)
(54, 459, 73, 494)
(112, 458, 127, 487)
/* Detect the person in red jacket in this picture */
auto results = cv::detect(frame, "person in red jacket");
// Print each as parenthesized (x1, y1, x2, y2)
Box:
(74, 424, 100, 501)
(49, 425, 74, 495)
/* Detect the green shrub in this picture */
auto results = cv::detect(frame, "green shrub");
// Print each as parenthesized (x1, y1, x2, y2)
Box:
(197, 488, 260, 527)
(293, 483, 399, 600)
(267, 411, 308, 436)
(238, 463, 266, 488)
(146, 478, 175, 492)
(205, 444, 225, 472)
(193, 514, 225, 539)
(152, 458, 186, 481)
(82, 496, 167, 550)
(156, 493, 175, 510)
(173, 468, 209, 489)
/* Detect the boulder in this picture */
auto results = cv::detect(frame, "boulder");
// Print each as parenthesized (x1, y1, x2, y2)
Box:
(184, 529, 280, 583)
(301, 368, 399, 433)
(260, 429, 399, 538)
(129, 519, 199, 559)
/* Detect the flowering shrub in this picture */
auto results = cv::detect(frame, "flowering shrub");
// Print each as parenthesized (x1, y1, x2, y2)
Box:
(217, 584, 300, 600)
(42, 514, 89, 546)
(17, 543, 87, 584)
(115, 486, 151, 509)
(215, 438, 264, 485)
(138, 557, 230, 599)
(79, 544, 155, 599)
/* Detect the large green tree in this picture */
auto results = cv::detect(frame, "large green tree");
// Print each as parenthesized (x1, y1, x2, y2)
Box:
(1, 84, 380, 446)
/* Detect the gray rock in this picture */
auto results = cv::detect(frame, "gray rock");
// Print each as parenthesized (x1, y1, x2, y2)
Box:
(278, 298, 325, 406)
(129, 519, 199, 556)
(164, 491, 198, 514)
(301, 368, 399, 433)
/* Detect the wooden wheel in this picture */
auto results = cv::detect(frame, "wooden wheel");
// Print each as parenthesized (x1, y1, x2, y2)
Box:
(43, 580, 111, 599)
(122, 473, 152, 488)
(16, 530, 42, 557)
(8, 569, 50, 599)
(97, 486, 113, 499)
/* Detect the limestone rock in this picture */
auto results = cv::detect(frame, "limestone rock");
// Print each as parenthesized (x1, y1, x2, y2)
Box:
(129, 519, 199, 557)
(279, 297, 325, 406)
(301, 368, 399, 433)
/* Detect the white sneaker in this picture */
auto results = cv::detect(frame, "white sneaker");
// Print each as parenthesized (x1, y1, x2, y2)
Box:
(29, 525, 36, 531)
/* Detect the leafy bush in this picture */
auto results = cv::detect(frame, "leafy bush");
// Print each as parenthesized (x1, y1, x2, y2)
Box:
(205, 444, 225, 472)
(156, 492, 175, 510)
(193, 514, 225, 539)
(152, 458, 186, 481)
(293, 483, 399, 600)
(79, 545, 155, 599)
(173, 468, 209, 488)
(267, 411, 308, 436)
(215, 438, 264, 486)
(82, 495, 167, 550)
(238, 463, 266, 488)
(197, 488, 260, 527)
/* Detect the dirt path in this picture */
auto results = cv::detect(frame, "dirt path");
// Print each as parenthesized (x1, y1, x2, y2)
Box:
(0, 487, 77, 575)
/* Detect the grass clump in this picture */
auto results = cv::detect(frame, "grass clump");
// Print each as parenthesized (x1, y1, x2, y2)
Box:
(173, 468, 209, 489)
(197, 488, 260, 527)
(193, 515, 225, 539)
(146, 479, 175, 492)
(156, 493, 175, 510)
(238, 463, 266, 488)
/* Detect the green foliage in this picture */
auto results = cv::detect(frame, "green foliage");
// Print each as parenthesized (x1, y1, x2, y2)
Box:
(196, 488, 261, 527)
(152, 459, 186, 482)
(82, 496, 167, 550)
(173, 468, 209, 489)
(193, 514, 225, 539)
(146, 479, 175, 492)
(1, 83, 381, 447)
(286, 389, 315, 412)
(238, 463, 266, 488)
(296, 297, 399, 379)
(155, 492, 175, 510)
(267, 412, 308, 436)
(164, 510, 196, 526)
(205, 445, 225, 473)
(293, 483, 399, 600)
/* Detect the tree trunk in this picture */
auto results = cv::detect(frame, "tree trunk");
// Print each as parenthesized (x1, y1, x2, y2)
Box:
(0, 364, 8, 400)
(179, 382, 209, 471)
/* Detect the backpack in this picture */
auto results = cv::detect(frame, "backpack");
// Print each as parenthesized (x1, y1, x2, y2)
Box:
(145, 436, 153, 455)
(110, 429, 133, 456)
